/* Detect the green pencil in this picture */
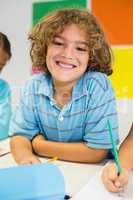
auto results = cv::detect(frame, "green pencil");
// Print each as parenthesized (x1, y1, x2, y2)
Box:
(107, 119, 122, 175)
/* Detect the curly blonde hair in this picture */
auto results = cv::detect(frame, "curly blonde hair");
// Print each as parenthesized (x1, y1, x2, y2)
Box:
(29, 8, 113, 75)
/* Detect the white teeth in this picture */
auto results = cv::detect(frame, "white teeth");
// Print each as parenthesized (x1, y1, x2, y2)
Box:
(57, 61, 75, 69)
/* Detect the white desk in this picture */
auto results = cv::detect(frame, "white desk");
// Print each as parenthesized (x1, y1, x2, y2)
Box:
(0, 138, 103, 196)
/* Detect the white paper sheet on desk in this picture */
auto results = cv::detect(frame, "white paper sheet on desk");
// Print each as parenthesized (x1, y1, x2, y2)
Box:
(72, 170, 133, 200)
(0, 147, 10, 157)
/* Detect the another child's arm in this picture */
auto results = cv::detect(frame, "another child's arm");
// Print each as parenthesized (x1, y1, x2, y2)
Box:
(102, 124, 133, 192)
(0, 81, 11, 139)
(32, 134, 108, 163)
(102, 162, 130, 192)
(10, 135, 40, 164)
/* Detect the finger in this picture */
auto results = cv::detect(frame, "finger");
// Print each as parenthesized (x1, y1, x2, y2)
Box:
(116, 169, 129, 187)
(102, 172, 120, 192)
(19, 156, 40, 165)
(107, 164, 118, 181)
(107, 180, 121, 192)
(36, 134, 45, 141)
(102, 164, 119, 192)
(31, 157, 41, 164)
(20, 160, 32, 165)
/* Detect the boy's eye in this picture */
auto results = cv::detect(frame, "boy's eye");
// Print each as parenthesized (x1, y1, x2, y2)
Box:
(76, 47, 87, 52)
(53, 41, 64, 46)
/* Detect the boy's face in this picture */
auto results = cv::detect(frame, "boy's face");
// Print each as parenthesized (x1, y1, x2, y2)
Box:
(46, 24, 89, 86)
(0, 47, 10, 72)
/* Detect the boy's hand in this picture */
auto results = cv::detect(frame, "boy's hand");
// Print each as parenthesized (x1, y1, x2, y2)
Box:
(32, 134, 45, 145)
(32, 134, 46, 149)
(19, 154, 41, 165)
(101, 162, 130, 192)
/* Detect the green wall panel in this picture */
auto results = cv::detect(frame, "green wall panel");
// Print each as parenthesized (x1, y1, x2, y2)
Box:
(33, 0, 87, 26)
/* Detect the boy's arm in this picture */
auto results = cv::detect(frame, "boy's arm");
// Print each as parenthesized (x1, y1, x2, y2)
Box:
(32, 135, 108, 163)
(10, 135, 40, 164)
(118, 123, 133, 170)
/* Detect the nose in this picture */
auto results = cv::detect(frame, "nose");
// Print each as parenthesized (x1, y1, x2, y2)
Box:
(62, 45, 73, 59)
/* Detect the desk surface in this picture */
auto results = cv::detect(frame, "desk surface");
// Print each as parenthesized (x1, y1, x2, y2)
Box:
(0, 138, 103, 196)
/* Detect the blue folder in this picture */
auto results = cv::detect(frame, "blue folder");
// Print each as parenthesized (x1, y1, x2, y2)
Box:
(0, 163, 65, 200)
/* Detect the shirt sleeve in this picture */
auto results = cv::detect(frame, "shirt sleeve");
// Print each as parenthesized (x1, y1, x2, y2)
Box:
(0, 82, 11, 138)
(83, 73, 119, 149)
(10, 81, 40, 140)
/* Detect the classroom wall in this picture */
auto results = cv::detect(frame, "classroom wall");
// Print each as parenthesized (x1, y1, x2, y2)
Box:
(0, 0, 33, 107)
(91, 0, 133, 142)
(0, 0, 132, 141)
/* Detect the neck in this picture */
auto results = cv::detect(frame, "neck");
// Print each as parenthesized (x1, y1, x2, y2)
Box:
(53, 80, 76, 94)
(53, 80, 76, 108)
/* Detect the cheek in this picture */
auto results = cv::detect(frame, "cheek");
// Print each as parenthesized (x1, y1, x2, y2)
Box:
(45, 54, 51, 71)
(46, 49, 52, 64)
(46, 54, 49, 66)
(81, 54, 89, 67)
(47, 46, 60, 56)
(46, 49, 56, 71)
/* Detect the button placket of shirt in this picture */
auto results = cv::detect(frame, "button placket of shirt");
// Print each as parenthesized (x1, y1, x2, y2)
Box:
(57, 104, 70, 141)
(58, 110, 64, 122)
(49, 97, 56, 106)
(49, 97, 64, 112)
(50, 101, 53, 106)
(58, 103, 71, 122)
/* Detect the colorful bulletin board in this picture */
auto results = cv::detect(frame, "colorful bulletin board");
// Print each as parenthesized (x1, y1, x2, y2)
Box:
(92, 0, 133, 98)
(32, 0, 87, 26)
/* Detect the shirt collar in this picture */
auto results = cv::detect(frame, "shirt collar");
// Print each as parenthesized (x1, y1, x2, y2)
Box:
(72, 73, 88, 101)
(38, 73, 53, 98)
(38, 73, 88, 100)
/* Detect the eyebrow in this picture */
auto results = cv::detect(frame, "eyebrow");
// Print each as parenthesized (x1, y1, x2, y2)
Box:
(54, 35, 88, 46)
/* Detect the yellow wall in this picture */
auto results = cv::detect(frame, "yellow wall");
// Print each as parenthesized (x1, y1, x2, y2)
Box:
(111, 48, 133, 98)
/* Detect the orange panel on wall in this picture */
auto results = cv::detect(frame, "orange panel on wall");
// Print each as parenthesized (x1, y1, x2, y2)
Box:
(92, 0, 133, 45)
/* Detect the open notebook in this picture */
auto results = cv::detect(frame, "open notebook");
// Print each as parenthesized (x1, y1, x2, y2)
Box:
(72, 169, 133, 200)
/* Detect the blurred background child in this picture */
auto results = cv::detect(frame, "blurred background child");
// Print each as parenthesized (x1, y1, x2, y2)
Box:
(0, 32, 12, 140)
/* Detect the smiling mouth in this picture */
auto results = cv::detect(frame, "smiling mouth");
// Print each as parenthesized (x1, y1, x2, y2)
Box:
(56, 61, 76, 69)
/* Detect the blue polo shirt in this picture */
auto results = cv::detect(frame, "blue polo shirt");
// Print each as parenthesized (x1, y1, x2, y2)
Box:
(10, 71, 119, 149)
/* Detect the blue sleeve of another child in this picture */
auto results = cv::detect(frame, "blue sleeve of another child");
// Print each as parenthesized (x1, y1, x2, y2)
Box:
(10, 80, 40, 140)
(0, 80, 12, 139)
(83, 73, 119, 149)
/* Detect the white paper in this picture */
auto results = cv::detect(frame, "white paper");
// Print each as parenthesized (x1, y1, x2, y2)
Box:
(0, 148, 10, 157)
(72, 170, 133, 200)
